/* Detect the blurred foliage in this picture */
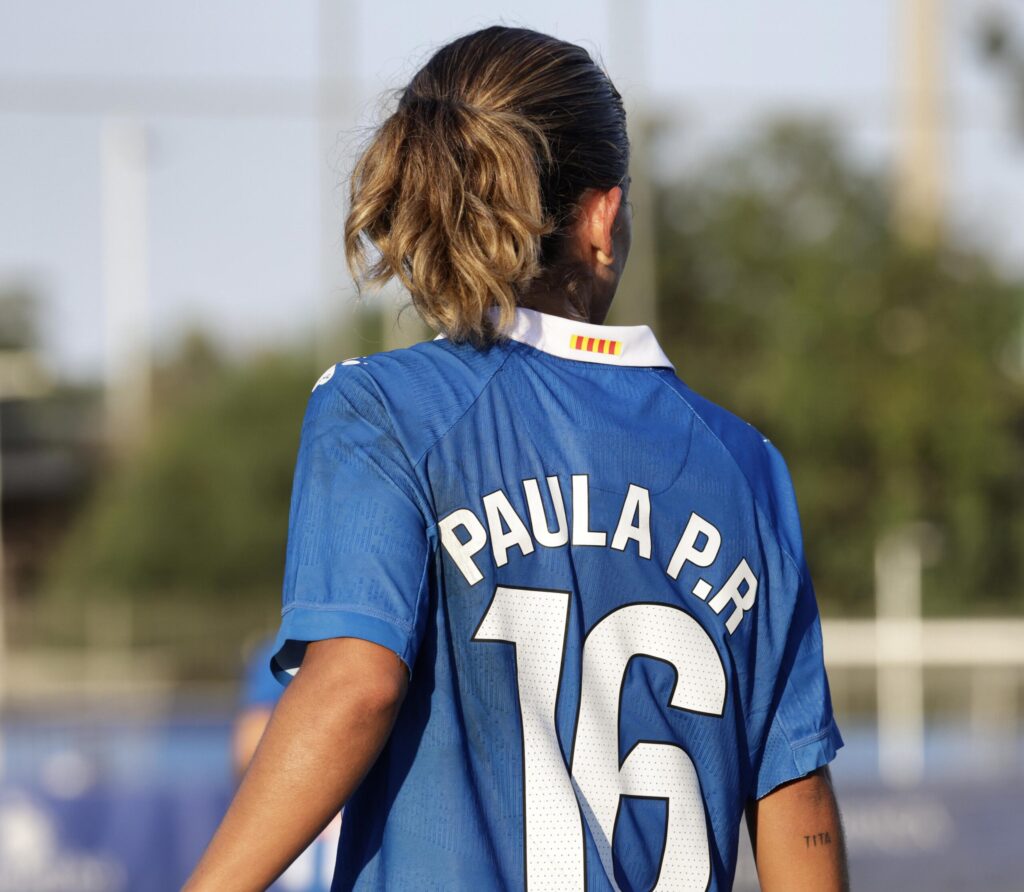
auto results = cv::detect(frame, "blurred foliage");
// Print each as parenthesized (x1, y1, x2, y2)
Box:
(45, 332, 315, 609)
(43, 120, 1024, 627)
(656, 121, 1024, 615)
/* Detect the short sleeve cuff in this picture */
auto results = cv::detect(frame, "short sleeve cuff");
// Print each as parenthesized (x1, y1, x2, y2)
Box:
(270, 603, 418, 686)
(754, 718, 844, 800)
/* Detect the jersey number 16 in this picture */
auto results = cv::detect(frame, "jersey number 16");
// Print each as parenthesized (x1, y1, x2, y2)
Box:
(474, 585, 728, 892)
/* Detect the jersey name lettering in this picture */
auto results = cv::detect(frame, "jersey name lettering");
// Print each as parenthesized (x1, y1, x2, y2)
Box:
(439, 474, 759, 635)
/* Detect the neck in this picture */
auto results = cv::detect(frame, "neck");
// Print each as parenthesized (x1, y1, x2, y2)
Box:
(516, 270, 613, 325)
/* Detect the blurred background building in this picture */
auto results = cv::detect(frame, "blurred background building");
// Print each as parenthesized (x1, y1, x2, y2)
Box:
(0, 1, 1023, 889)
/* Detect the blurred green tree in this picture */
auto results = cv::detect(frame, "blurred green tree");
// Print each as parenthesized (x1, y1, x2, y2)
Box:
(45, 337, 314, 609)
(656, 121, 1024, 615)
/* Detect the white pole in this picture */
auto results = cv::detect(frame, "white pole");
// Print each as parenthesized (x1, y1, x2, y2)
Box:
(318, 0, 358, 365)
(607, 0, 658, 332)
(875, 527, 926, 786)
(101, 118, 151, 451)
(894, 0, 945, 246)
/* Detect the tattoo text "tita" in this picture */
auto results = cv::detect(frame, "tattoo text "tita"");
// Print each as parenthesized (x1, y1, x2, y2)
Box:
(803, 832, 832, 849)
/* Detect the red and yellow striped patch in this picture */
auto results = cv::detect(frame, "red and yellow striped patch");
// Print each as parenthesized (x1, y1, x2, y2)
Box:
(569, 334, 622, 356)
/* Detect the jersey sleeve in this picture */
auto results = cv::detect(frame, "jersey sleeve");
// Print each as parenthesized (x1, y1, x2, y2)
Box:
(752, 441, 844, 800)
(270, 364, 433, 684)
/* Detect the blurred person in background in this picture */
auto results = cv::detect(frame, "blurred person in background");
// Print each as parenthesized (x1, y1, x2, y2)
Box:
(233, 639, 285, 776)
(234, 639, 340, 892)
(187, 25, 847, 892)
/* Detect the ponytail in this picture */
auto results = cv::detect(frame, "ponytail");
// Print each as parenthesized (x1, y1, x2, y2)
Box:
(346, 96, 552, 346)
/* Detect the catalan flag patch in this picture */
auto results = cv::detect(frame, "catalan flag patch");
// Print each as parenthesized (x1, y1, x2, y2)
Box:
(569, 334, 622, 356)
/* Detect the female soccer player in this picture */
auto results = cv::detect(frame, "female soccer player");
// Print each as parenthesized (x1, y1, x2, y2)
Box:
(186, 26, 848, 892)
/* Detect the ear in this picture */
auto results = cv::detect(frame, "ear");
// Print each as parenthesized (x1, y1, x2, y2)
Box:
(584, 186, 623, 267)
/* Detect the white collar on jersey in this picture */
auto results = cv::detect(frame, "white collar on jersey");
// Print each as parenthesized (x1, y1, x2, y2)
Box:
(435, 306, 674, 370)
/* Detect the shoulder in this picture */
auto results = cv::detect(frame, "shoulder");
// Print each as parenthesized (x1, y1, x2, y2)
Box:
(658, 375, 776, 481)
(658, 375, 804, 559)
(305, 336, 512, 466)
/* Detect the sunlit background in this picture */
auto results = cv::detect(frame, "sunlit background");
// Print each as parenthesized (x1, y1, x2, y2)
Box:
(1, 1, 1023, 890)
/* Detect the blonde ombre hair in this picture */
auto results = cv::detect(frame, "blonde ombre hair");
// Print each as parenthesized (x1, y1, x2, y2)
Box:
(344, 27, 629, 347)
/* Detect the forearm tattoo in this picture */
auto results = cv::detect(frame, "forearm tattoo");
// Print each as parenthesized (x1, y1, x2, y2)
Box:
(803, 832, 833, 849)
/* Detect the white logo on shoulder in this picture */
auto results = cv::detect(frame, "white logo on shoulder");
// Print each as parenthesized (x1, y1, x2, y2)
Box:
(313, 358, 368, 391)
(312, 365, 336, 392)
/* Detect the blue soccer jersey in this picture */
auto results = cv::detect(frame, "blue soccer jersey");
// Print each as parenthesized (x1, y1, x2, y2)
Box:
(272, 307, 842, 891)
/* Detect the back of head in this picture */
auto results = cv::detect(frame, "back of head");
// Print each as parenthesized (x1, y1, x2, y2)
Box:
(344, 26, 629, 346)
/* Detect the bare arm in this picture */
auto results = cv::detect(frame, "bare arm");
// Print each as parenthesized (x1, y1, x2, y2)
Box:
(745, 766, 849, 892)
(232, 707, 273, 778)
(184, 637, 408, 892)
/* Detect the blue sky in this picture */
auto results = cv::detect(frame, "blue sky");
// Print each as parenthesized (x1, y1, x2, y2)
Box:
(1, 0, 1022, 380)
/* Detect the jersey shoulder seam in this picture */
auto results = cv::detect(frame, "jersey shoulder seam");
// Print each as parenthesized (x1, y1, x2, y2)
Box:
(652, 375, 805, 585)
(320, 367, 429, 506)
(408, 345, 517, 471)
